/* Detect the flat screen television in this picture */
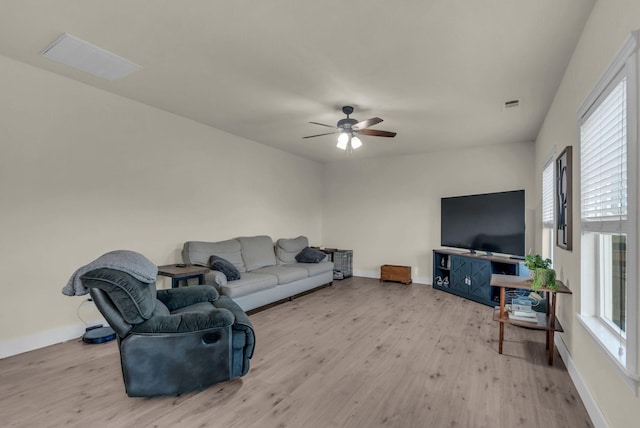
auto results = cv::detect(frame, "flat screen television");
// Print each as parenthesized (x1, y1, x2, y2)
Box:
(440, 190, 525, 257)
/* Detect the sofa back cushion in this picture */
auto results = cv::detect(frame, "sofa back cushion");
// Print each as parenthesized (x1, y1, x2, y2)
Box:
(238, 235, 277, 271)
(275, 236, 309, 264)
(183, 239, 246, 273)
(81, 268, 157, 325)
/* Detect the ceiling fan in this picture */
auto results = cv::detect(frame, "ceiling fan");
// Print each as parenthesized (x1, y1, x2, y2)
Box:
(303, 106, 397, 151)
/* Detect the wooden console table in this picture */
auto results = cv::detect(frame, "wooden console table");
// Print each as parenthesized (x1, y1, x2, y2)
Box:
(490, 274, 572, 365)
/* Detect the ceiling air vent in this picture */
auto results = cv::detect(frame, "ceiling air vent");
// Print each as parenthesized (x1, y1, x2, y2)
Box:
(41, 33, 141, 81)
(503, 99, 520, 110)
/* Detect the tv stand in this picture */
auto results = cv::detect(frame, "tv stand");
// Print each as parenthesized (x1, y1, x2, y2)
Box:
(432, 249, 528, 306)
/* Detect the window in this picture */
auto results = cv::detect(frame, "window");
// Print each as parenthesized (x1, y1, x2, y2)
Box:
(542, 159, 554, 263)
(582, 74, 628, 334)
(577, 31, 638, 388)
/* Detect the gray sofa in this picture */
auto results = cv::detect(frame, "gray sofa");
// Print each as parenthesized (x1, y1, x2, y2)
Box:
(182, 235, 333, 311)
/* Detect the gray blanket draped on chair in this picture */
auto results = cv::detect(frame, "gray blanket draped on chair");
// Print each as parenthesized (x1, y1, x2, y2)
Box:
(62, 250, 158, 296)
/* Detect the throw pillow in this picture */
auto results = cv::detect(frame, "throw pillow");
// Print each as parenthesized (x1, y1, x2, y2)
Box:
(209, 255, 241, 281)
(295, 247, 326, 263)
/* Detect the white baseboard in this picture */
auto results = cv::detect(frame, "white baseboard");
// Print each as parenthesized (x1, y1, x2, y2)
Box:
(352, 269, 377, 279)
(351, 269, 431, 285)
(0, 317, 107, 359)
(556, 335, 608, 428)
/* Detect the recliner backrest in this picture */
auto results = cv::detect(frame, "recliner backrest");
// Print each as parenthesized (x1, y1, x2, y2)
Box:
(89, 287, 133, 337)
(81, 268, 158, 325)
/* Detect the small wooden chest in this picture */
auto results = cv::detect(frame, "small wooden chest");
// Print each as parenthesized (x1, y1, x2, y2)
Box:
(380, 265, 412, 285)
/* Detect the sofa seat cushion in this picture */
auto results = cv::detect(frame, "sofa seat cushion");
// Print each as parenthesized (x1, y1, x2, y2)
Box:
(275, 236, 309, 264)
(252, 265, 308, 285)
(219, 272, 278, 298)
(238, 235, 277, 271)
(286, 261, 334, 276)
(183, 239, 246, 273)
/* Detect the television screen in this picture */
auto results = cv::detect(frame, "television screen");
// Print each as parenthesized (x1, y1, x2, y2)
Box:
(440, 190, 525, 256)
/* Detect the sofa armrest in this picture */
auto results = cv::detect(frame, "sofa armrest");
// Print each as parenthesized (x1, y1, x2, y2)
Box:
(156, 285, 219, 311)
(204, 270, 228, 287)
(131, 307, 234, 334)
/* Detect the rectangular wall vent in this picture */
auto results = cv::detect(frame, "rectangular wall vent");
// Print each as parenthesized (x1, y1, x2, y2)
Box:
(504, 99, 520, 109)
(41, 33, 141, 81)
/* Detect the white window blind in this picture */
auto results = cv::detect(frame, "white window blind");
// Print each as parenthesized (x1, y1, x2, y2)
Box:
(542, 161, 554, 227)
(580, 76, 627, 229)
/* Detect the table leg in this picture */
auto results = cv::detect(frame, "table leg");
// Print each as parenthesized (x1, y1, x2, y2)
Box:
(548, 292, 557, 365)
(198, 274, 205, 285)
(499, 287, 505, 354)
(172, 278, 179, 288)
(545, 291, 550, 350)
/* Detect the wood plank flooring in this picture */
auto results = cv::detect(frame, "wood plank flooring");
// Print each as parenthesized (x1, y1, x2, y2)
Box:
(0, 277, 593, 428)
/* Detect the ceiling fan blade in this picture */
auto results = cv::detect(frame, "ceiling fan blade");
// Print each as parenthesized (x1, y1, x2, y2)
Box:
(357, 129, 397, 138)
(303, 131, 341, 139)
(309, 121, 338, 129)
(353, 117, 383, 130)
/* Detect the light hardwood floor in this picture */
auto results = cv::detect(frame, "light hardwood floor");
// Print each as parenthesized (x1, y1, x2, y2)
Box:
(1, 277, 592, 428)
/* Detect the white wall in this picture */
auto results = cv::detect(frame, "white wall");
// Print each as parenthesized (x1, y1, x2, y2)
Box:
(322, 141, 535, 283)
(0, 54, 324, 355)
(534, 1, 640, 427)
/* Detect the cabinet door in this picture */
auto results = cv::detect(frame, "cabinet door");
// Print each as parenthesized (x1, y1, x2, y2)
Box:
(468, 259, 492, 300)
(450, 256, 469, 293)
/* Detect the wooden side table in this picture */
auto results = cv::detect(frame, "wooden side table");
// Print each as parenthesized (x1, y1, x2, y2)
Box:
(490, 274, 572, 365)
(312, 247, 337, 262)
(157, 264, 210, 288)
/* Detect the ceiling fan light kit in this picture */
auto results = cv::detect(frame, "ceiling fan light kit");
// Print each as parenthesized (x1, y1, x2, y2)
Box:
(336, 132, 362, 151)
(337, 132, 349, 150)
(305, 106, 396, 152)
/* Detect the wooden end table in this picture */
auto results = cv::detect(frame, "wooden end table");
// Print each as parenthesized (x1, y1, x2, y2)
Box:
(157, 264, 210, 288)
(490, 274, 572, 365)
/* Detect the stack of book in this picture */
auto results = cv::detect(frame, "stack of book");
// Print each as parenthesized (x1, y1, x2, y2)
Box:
(509, 310, 538, 323)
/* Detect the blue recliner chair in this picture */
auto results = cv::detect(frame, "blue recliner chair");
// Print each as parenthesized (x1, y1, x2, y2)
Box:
(80, 262, 255, 397)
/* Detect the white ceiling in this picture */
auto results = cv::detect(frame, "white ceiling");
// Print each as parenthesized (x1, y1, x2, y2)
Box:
(0, 1, 595, 163)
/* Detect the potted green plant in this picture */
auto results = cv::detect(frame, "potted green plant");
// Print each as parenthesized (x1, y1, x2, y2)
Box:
(532, 267, 557, 290)
(524, 254, 557, 290)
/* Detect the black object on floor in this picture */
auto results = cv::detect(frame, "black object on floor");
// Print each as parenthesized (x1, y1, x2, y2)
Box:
(82, 325, 116, 344)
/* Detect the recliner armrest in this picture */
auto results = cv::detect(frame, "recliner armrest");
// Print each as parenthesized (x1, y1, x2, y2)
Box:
(214, 296, 255, 359)
(131, 307, 234, 334)
(156, 284, 219, 311)
(214, 296, 252, 329)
